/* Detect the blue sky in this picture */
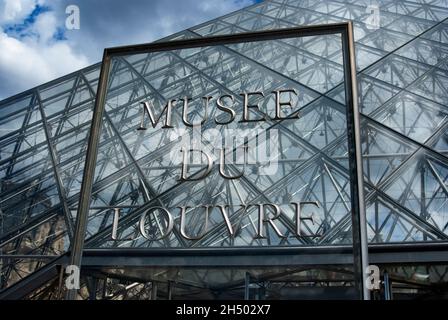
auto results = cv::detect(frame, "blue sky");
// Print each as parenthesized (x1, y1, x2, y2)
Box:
(0, 0, 258, 100)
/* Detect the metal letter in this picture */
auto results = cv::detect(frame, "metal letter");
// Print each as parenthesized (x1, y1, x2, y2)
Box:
(218, 147, 246, 180)
(139, 207, 174, 241)
(179, 205, 210, 240)
(215, 94, 236, 125)
(291, 201, 320, 237)
(111, 208, 120, 240)
(182, 96, 210, 127)
(239, 91, 266, 123)
(179, 148, 213, 181)
(111, 208, 134, 241)
(272, 89, 298, 120)
(216, 205, 235, 236)
(138, 100, 175, 130)
(254, 203, 286, 239)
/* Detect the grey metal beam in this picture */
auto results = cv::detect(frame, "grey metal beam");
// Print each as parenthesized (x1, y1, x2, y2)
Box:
(341, 21, 369, 300)
(80, 242, 448, 267)
(1, 242, 448, 300)
(35, 90, 75, 242)
(65, 51, 113, 300)
(0, 255, 67, 300)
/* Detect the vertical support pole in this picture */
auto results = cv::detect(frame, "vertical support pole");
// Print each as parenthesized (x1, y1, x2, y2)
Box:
(341, 21, 370, 300)
(151, 281, 158, 300)
(88, 277, 98, 300)
(56, 265, 65, 300)
(421, 164, 427, 241)
(65, 51, 112, 300)
(168, 281, 173, 300)
(102, 278, 108, 299)
(244, 272, 250, 300)
(259, 283, 266, 300)
(383, 271, 392, 300)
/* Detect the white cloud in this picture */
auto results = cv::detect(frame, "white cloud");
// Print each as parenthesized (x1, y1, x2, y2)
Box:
(1, 0, 37, 24)
(0, 0, 89, 99)
(0, 30, 88, 97)
(0, 0, 256, 100)
(32, 11, 57, 42)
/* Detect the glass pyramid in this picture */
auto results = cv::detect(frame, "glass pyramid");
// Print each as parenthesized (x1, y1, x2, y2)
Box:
(1, 0, 448, 299)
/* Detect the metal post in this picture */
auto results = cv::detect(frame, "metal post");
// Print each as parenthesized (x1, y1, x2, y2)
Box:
(341, 21, 370, 300)
(258, 283, 266, 300)
(421, 165, 427, 241)
(168, 281, 173, 300)
(88, 277, 98, 300)
(65, 51, 112, 300)
(57, 265, 65, 300)
(383, 271, 392, 300)
(244, 272, 250, 300)
(102, 278, 108, 299)
(151, 281, 158, 300)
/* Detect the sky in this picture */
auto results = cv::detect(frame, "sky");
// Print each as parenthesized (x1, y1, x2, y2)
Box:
(0, 0, 258, 100)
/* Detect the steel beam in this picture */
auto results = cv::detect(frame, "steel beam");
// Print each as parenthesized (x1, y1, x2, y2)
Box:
(80, 242, 448, 267)
(65, 51, 112, 300)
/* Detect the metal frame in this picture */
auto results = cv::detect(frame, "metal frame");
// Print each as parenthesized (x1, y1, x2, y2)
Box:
(4, 242, 448, 300)
(80, 242, 448, 267)
(66, 22, 369, 300)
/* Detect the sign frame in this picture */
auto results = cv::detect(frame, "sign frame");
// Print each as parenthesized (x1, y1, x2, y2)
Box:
(67, 21, 369, 300)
